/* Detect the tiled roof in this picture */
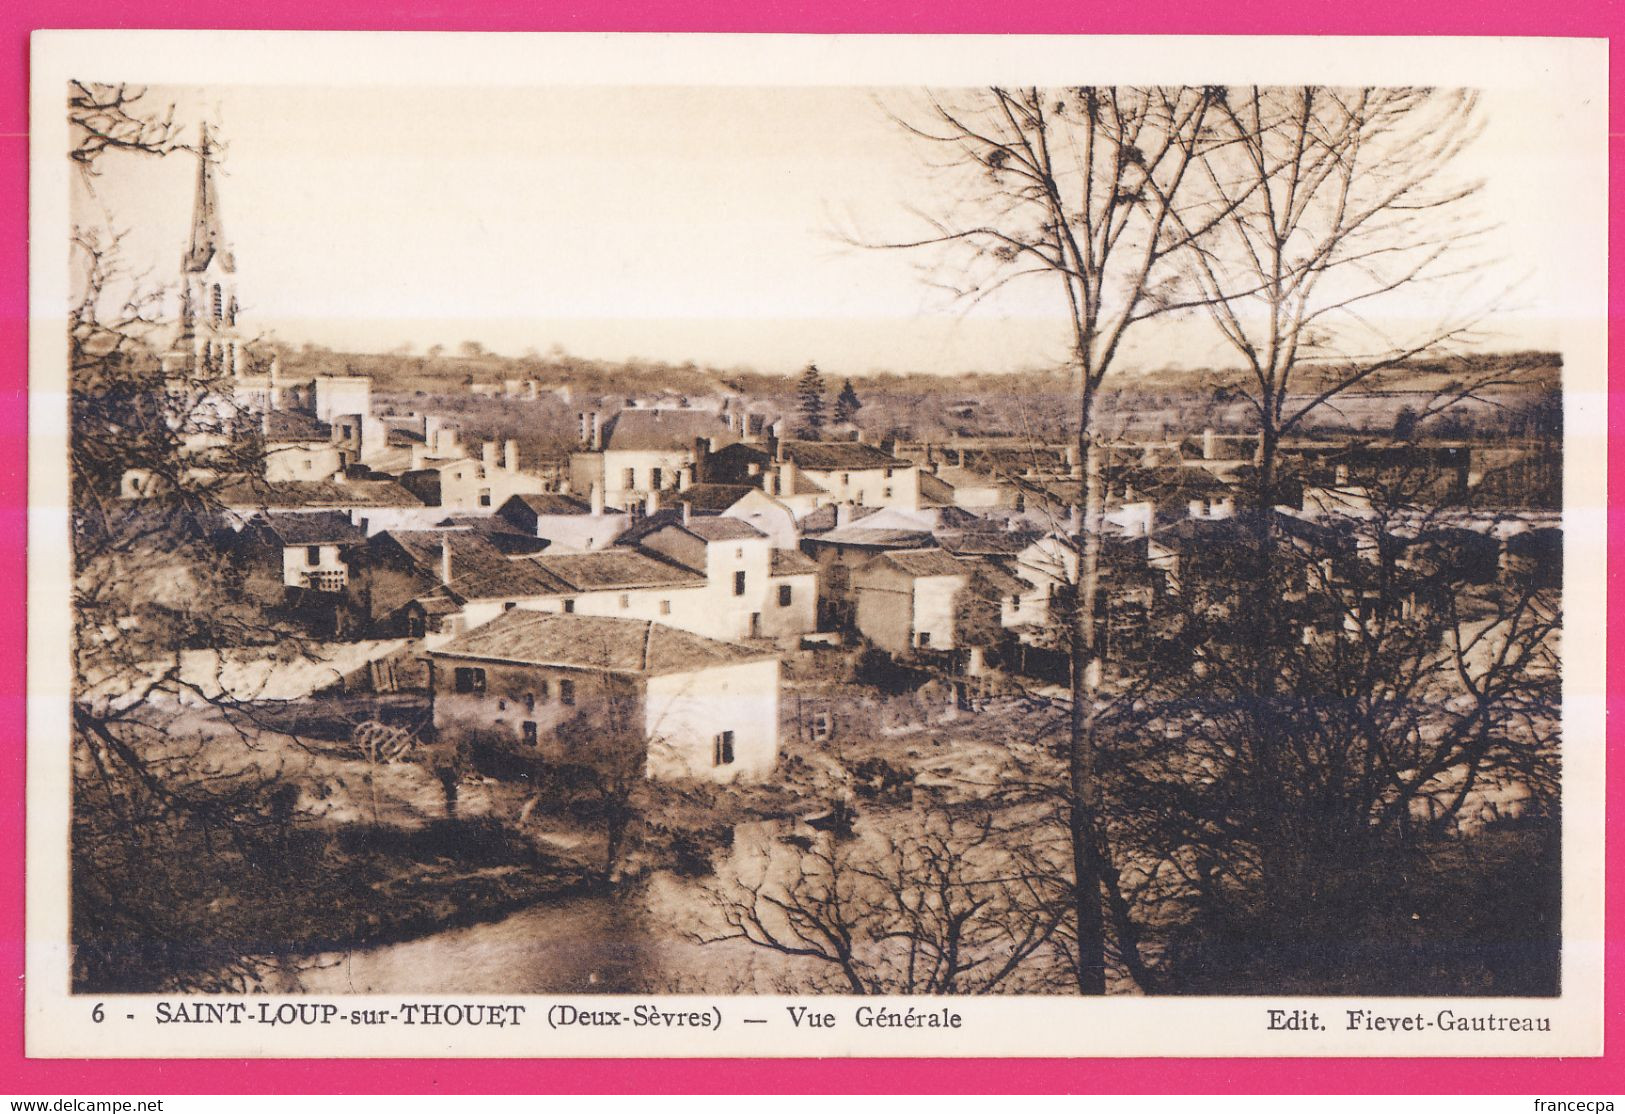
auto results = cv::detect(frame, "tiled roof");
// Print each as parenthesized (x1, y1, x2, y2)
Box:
(805, 526, 934, 549)
(967, 560, 1035, 598)
(431, 610, 773, 676)
(536, 549, 706, 592)
(378, 531, 570, 603)
(252, 510, 366, 546)
(437, 514, 534, 537)
(602, 408, 733, 451)
(781, 440, 907, 471)
(505, 492, 594, 516)
(681, 517, 765, 542)
(770, 548, 819, 576)
(263, 410, 332, 443)
(449, 556, 574, 601)
(673, 483, 757, 512)
(219, 479, 425, 509)
(611, 509, 685, 546)
(937, 528, 1039, 556)
(876, 548, 968, 579)
(797, 503, 880, 534)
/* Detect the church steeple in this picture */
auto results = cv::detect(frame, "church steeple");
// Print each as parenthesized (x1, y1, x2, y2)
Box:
(176, 122, 244, 378)
(185, 124, 235, 275)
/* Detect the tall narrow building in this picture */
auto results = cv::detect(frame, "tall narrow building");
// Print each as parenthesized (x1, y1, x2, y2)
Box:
(171, 123, 244, 378)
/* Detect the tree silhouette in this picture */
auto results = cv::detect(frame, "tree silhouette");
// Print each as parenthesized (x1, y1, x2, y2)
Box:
(833, 378, 863, 425)
(796, 362, 827, 439)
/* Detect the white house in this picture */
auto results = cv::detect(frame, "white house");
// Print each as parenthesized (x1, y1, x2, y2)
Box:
(568, 407, 739, 511)
(850, 548, 971, 655)
(498, 490, 631, 552)
(428, 610, 781, 783)
(775, 440, 922, 511)
(638, 516, 818, 643)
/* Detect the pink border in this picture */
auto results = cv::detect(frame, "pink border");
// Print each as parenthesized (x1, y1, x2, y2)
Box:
(0, 0, 1617, 1095)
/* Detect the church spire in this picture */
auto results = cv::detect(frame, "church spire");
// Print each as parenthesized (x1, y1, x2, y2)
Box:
(171, 121, 244, 379)
(184, 123, 235, 274)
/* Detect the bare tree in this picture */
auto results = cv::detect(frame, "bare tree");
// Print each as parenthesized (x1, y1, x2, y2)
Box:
(699, 805, 1075, 994)
(66, 85, 338, 991)
(1173, 87, 1518, 507)
(882, 85, 1227, 992)
(1112, 462, 1561, 991)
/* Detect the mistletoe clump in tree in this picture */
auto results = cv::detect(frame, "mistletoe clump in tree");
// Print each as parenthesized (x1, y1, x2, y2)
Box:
(795, 362, 826, 440)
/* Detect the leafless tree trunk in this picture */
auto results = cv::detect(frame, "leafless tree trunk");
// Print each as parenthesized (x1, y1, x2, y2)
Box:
(881, 85, 1226, 992)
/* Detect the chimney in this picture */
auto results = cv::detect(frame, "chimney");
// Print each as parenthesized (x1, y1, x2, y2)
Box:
(1067, 505, 1082, 535)
(578, 411, 590, 446)
(482, 441, 498, 472)
(1203, 427, 1217, 461)
(439, 538, 452, 586)
(835, 503, 851, 528)
(410, 444, 429, 470)
(503, 438, 518, 472)
(590, 481, 605, 516)
(782, 457, 798, 495)
(260, 408, 271, 436)
(591, 412, 604, 451)
(682, 501, 692, 526)
(678, 465, 693, 491)
(645, 489, 660, 517)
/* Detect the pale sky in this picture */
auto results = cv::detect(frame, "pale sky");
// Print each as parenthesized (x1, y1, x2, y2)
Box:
(73, 82, 1588, 377)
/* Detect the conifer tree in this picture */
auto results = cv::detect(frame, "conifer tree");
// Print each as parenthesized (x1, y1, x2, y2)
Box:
(833, 378, 863, 424)
(796, 362, 826, 439)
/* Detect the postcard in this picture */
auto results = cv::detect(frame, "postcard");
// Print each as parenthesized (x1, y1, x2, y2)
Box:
(26, 30, 1607, 1057)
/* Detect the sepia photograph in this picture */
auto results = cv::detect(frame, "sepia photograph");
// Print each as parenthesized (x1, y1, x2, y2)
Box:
(26, 31, 1607, 1058)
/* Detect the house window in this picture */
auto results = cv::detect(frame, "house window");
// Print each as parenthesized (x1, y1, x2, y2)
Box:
(453, 666, 487, 695)
(504, 601, 518, 611)
(303, 460, 314, 471)
(883, 487, 893, 499)
(713, 730, 735, 766)
(538, 679, 551, 702)
(523, 692, 536, 712)
(778, 584, 792, 607)
(884, 468, 894, 478)
(619, 594, 630, 609)
(659, 599, 671, 615)
(733, 570, 746, 596)
(651, 467, 663, 489)
(211, 283, 223, 321)
(839, 473, 849, 485)
(623, 468, 636, 490)
(735, 547, 743, 559)
(306, 545, 321, 565)
(810, 712, 833, 743)
(522, 721, 538, 747)
(563, 599, 576, 613)
(559, 679, 575, 706)
(479, 489, 492, 507)
(917, 631, 931, 647)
